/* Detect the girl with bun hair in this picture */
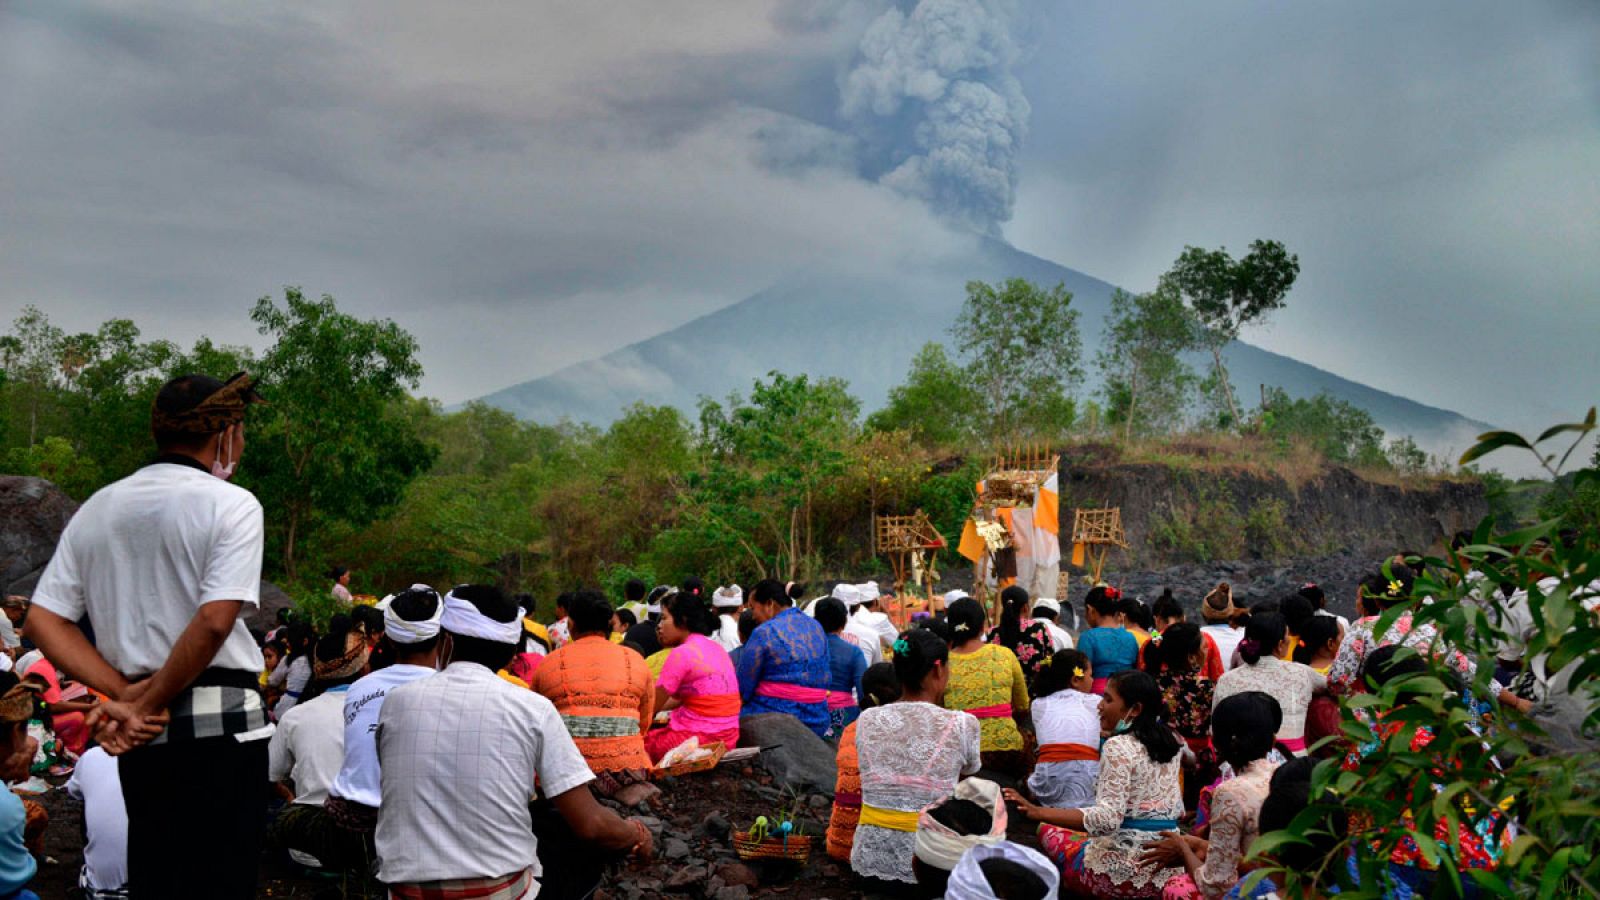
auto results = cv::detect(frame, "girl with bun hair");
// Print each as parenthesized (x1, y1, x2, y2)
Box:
(943, 597, 1032, 777)
(986, 585, 1056, 691)
(1078, 585, 1140, 694)
(851, 630, 980, 887)
(1211, 612, 1325, 755)
(1005, 670, 1184, 898)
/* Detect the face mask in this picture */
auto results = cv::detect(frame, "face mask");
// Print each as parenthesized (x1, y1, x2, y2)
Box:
(1113, 717, 1133, 735)
(210, 429, 237, 481)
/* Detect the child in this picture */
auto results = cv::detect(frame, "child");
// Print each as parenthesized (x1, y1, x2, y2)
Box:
(1076, 586, 1139, 693)
(1026, 650, 1101, 808)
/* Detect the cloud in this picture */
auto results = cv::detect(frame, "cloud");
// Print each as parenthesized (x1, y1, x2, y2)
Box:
(839, 0, 1030, 234)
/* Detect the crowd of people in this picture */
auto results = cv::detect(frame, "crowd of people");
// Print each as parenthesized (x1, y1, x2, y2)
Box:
(0, 371, 1592, 900)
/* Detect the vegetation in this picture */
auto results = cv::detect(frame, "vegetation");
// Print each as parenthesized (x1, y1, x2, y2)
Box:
(1251, 411, 1600, 899)
(0, 254, 1479, 602)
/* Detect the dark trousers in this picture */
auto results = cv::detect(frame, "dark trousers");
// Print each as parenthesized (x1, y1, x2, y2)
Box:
(120, 735, 270, 900)
(530, 798, 609, 900)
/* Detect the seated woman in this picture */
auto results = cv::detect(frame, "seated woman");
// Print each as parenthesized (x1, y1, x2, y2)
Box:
(815, 597, 869, 734)
(646, 590, 741, 762)
(735, 580, 831, 739)
(1027, 649, 1101, 809)
(1077, 586, 1140, 694)
(1292, 615, 1343, 752)
(1005, 670, 1185, 900)
(1144, 623, 1217, 807)
(16, 651, 96, 757)
(0, 673, 39, 900)
(1220, 757, 1347, 900)
(1144, 691, 1282, 899)
(1212, 613, 1325, 755)
(532, 590, 656, 779)
(827, 662, 900, 863)
(943, 598, 1032, 778)
(985, 586, 1056, 692)
(852, 630, 981, 888)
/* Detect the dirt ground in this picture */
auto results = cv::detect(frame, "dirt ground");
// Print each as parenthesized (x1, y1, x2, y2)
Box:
(29, 757, 1040, 899)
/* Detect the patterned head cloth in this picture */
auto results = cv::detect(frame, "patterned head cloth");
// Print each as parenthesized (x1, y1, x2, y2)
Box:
(0, 682, 40, 725)
(150, 372, 265, 438)
(313, 630, 370, 681)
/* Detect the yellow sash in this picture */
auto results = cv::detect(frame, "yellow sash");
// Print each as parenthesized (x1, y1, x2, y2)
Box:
(859, 804, 920, 832)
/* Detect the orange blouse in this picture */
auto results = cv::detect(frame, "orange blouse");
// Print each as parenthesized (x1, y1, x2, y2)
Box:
(826, 721, 862, 862)
(532, 634, 655, 773)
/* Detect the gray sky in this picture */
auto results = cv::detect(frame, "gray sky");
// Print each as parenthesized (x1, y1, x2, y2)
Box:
(2, 1, 1596, 438)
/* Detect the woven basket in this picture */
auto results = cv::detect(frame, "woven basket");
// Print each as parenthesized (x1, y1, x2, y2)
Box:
(650, 741, 727, 780)
(733, 831, 812, 864)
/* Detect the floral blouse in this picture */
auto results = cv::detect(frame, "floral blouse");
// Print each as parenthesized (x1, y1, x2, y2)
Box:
(1155, 670, 1215, 743)
(986, 619, 1056, 690)
(945, 643, 1031, 752)
(1327, 611, 1477, 696)
(1213, 655, 1325, 746)
(1199, 758, 1277, 898)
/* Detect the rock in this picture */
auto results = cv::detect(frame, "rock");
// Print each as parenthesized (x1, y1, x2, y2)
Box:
(0, 476, 77, 594)
(244, 580, 293, 630)
(715, 863, 759, 890)
(698, 811, 732, 840)
(713, 888, 749, 900)
(665, 865, 707, 890)
(807, 794, 830, 809)
(664, 837, 692, 861)
(736, 714, 837, 796)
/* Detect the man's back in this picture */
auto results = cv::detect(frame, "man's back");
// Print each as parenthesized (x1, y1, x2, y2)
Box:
(32, 462, 264, 676)
(376, 662, 593, 885)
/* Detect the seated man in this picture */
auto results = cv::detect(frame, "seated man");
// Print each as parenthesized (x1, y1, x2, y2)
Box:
(532, 590, 656, 782)
(267, 623, 370, 867)
(66, 745, 128, 900)
(377, 585, 652, 899)
(737, 579, 831, 738)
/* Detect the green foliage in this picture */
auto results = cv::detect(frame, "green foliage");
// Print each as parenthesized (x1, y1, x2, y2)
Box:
(1096, 287, 1201, 439)
(1252, 412, 1600, 898)
(283, 581, 351, 633)
(1385, 435, 1430, 475)
(1260, 387, 1387, 467)
(2, 437, 102, 499)
(599, 563, 659, 605)
(242, 289, 436, 580)
(1148, 481, 1245, 563)
(865, 342, 982, 448)
(913, 458, 983, 564)
(1160, 240, 1300, 427)
(951, 278, 1083, 442)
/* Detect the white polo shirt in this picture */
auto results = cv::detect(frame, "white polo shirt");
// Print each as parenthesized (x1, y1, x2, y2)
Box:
(376, 661, 594, 886)
(328, 663, 435, 809)
(31, 461, 265, 675)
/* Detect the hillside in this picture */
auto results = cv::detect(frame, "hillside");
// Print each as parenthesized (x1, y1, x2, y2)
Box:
(478, 237, 1490, 452)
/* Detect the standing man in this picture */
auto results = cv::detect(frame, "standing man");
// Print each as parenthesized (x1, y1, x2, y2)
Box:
(27, 372, 270, 899)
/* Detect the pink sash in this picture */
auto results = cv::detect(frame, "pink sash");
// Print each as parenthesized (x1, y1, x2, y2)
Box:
(964, 703, 1013, 720)
(1280, 736, 1308, 753)
(827, 690, 857, 711)
(757, 681, 828, 704)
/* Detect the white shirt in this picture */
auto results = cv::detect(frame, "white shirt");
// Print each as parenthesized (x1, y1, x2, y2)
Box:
(712, 614, 743, 652)
(1041, 620, 1074, 652)
(65, 747, 127, 892)
(842, 618, 886, 667)
(1201, 623, 1245, 673)
(376, 662, 595, 886)
(31, 462, 265, 675)
(1032, 689, 1101, 747)
(852, 607, 898, 649)
(329, 664, 435, 809)
(268, 688, 348, 806)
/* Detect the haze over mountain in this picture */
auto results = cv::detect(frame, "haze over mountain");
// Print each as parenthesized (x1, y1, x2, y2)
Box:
(478, 236, 1489, 459)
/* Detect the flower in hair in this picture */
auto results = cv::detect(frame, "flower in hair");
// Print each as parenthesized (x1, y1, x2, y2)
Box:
(892, 638, 910, 655)
(1149, 631, 1162, 646)
(954, 623, 970, 633)
(1038, 655, 1052, 668)
(1104, 586, 1122, 601)
(1073, 666, 1086, 678)
(1239, 638, 1260, 656)
(1387, 579, 1404, 597)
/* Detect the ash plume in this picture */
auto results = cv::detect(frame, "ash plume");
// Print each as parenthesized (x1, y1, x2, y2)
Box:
(839, 0, 1030, 235)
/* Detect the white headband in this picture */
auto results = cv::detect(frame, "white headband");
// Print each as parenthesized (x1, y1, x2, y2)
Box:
(385, 584, 444, 644)
(713, 584, 744, 609)
(440, 589, 522, 644)
(832, 584, 863, 607)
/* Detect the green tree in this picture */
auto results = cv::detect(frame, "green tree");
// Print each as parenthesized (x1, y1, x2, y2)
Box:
(1259, 387, 1387, 466)
(952, 278, 1083, 442)
(865, 342, 982, 448)
(0, 305, 66, 447)
(1159, 240, 1300, 427)
(1095, 287, 1201, 440)
(244, 289, 436, 580)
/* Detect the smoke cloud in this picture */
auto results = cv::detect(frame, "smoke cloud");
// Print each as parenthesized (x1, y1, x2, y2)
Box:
(839, 0, 1030, 235)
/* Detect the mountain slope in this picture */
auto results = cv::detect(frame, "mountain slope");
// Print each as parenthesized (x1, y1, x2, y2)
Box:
(478, 237, 1488, 446)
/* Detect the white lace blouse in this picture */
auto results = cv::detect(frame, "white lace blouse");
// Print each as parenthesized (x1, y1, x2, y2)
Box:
(851, 701, 982, 883)
(1078, 733, 1185, 835)
(1212, 654, 1325, 745)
